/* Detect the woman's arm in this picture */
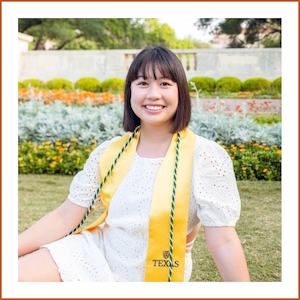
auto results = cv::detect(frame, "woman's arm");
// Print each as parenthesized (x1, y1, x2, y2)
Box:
(18, 199, 88, 257)
(204, 226, 250, 282)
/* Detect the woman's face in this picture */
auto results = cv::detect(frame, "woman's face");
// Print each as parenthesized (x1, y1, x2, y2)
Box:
(130, 66, 179, 130)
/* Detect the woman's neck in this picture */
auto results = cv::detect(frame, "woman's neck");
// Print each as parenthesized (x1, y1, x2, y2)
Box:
(137, 125, 174, 158)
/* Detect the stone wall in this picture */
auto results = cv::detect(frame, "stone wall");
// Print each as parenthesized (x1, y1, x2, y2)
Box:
(18, 48, 281, 83)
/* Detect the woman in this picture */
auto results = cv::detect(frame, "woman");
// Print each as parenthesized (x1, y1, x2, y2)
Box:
(18, 46, 250, 282)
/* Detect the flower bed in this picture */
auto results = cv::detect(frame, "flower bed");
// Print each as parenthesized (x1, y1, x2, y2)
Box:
(18, 139, 281, 181)
(18, 88, 124, 106)
(18, 100, 281, 147)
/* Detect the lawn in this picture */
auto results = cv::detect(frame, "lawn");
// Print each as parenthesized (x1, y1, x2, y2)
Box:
(18, 174, 281, 282)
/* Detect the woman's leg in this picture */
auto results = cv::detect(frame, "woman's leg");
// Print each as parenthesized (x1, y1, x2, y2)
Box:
(18, 248, 63, 282)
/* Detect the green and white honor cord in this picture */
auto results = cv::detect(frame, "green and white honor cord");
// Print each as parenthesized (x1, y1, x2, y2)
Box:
(168, 131, 181, 282)
(67, 125, 141, 236)
(67, 126, 181, 282)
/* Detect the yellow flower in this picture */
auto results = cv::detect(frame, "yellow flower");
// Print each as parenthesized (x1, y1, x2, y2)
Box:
(76, 157, 81, 163)
(46, 152, 50, 155)
(265, 147, 270, 151)
(262, 143, 266, 146)
(50, 161, 57, 168)
(231, 144, 235, 148)
(272, 145, 278, 148)
(254, 156, 257, 159)
(239, 149, 246, 152)
(222, 145, 226, 149)
(92, 139, 97, 144)
(52, 156, 57, 160)
(20, 163, 24, 167)
(231, 156, 234, 160)
(254, 143, 259, 146)
(239, 145, 245, 148)
(276, 149, 282, 154)
(28, 153, 32, 157)
(242, 167, 246, 171)
(259, 146, 264, 148)
(71, 138, 78, 142)
(18, 157, 23, 161)
(56, 141, 62, 146)
(44, 145, 49, 149)
(263, 169, 268, 173)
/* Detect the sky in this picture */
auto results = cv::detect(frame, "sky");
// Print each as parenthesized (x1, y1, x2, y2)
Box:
(159, 18, 215, 43)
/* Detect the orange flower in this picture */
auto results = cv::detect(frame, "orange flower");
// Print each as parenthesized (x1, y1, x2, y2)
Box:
(263, 169, 268, 173)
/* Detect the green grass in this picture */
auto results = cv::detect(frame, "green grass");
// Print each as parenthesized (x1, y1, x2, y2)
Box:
(18, 174, 281, 282)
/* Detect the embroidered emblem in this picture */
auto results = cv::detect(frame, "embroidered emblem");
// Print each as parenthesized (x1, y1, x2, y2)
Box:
(163, 251, 170, 259)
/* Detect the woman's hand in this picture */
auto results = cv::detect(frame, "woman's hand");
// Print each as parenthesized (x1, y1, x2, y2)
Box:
(204, 226, 250, 282)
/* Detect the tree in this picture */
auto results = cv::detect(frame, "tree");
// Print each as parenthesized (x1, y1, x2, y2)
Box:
(194, 18, 281, 48)
(18, 18, 147, 50)
(18, 18, 206, 50)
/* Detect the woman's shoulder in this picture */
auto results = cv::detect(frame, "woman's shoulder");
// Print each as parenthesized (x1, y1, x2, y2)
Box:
(193, 133, 233, 168)
(194, 134, 226, 154)
(89, 136, 121, 161)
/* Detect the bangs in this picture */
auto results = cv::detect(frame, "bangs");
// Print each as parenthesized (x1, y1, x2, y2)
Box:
(128, 48, 177, 82)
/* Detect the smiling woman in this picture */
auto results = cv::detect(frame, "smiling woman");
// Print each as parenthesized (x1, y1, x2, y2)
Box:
(19, 45, 249, 283)
(123, 46, 191, 134)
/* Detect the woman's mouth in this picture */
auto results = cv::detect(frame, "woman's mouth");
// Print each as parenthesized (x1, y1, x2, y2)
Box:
(144, 105, 164, 111)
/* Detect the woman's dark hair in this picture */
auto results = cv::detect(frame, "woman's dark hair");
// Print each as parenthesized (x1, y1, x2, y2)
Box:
(122, 46, 191, 133)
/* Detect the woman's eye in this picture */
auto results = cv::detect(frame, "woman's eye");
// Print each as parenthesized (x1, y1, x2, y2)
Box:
(161, 82, 171, 86)
(138, 81, 148, 86)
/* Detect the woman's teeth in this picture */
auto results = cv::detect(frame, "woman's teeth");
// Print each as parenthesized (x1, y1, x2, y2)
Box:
(145, 105, 163, 111)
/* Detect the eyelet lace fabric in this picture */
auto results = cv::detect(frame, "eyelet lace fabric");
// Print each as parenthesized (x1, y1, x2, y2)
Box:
(42, 135, 241, 282)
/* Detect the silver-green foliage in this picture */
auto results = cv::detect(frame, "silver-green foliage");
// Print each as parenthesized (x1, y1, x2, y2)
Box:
(18, 100, 125, 145)
(189, 103, 281, 147)
(18, 100, 281, 147)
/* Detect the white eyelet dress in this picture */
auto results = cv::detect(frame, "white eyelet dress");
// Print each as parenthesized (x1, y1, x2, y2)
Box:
(42, 134, 241, 282)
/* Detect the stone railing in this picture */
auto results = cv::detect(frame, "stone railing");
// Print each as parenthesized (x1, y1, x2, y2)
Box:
(19, 48, 281, 83)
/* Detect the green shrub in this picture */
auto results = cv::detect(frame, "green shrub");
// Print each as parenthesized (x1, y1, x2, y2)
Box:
(18, 139, 281, 180)
(101, 78, 125, 92)
(271, 77, 282, 92)
(21, 79, 44, 88)
(74, 77, 101, 92)
(216, 77, 242, 92)
(45, 78, 73, 91)
(227, 143, 281, 181)
(19, 82, 26, 89)
(242, 77, 271, 91)
(188, 77, 216, 92)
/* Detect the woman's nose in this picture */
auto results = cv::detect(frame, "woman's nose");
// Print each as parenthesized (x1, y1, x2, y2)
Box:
(147, 83, 161, 100)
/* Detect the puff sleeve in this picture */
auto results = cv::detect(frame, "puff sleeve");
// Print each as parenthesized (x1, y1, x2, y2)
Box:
(192, 136, 241, 227)
(67, 137, 120, 208)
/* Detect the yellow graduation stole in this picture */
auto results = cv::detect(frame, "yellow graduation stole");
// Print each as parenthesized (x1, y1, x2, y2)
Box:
(75, 127, 196, 281)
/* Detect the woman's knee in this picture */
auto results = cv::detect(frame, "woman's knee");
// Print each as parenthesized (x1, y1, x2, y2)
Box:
(18, 248, 62, 282)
